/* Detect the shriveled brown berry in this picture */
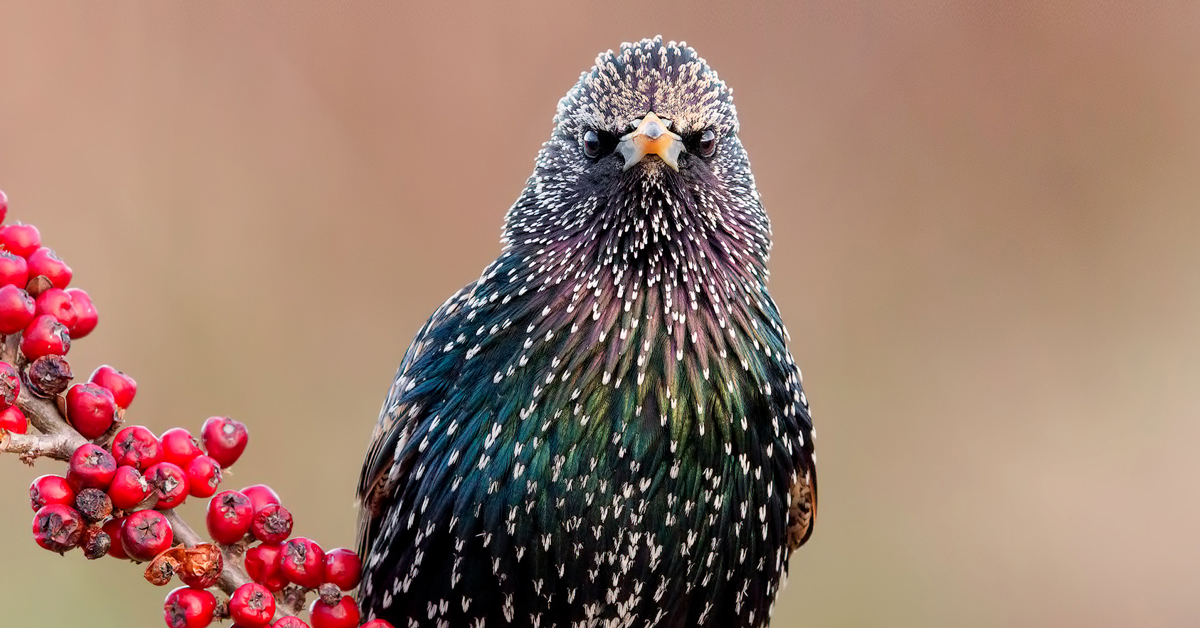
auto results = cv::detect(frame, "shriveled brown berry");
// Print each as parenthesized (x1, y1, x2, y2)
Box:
(74, 487, 114, 523)
(81, 527, 112, 560)
(177, 543, 224, 589)
(145, 546, 185, 586)
(25, 354, 73, 397)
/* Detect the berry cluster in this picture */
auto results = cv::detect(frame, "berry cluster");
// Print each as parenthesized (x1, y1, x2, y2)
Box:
(208, 485, 370, 628)
(0, 190, 392, 628)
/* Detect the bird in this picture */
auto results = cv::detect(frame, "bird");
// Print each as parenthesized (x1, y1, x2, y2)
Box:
(355, 37, 816, 628)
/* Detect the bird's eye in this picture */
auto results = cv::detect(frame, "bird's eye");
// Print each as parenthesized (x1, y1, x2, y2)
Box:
(697, 129, 718, 158)
(582, 130, 602, 158)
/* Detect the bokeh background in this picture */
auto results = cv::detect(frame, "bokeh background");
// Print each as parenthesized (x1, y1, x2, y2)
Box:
(2, 2, 1199, 627)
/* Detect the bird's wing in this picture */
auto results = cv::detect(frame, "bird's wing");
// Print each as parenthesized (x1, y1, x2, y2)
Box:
(355, 284, 475, 558)
(787, 442, 817, 551)
(785, 366, 818, 552)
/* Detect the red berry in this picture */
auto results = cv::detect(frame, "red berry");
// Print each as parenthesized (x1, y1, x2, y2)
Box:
(65, 382, 117, 439)
(161, 427, 203, 468)
(64, 287, 97, 338)
(164, 586, 217, 628)
(30, 474, 75, 511)
(229, 583, 275, 627)
(111, 425, 163, 470)
(0, 404, 25, 433)
(0, 250, 28, 287)
(32, 503, 84, 553)
(104, 517, 129, 559)
(206, 490, 254, 544)
(27, 247, 72, 289)
(68, 443, 117, 490)
(200, 416, 248, 468)
(272, 617, 310, 628)
(249, 503, 292, 544)
(245, 543, 288, 592)
(0, 189, 6, 223)
(145, 461, 190, 509)
(0, 284, 35, 333)
(121, 508, 174, 561)
(186, 455, 222, 498)
(309, 596, 360, 628)
(360, 621, 396, 628)
(322, 548, 362, 591)
(280, 537, 325, 589)
(88, 364, 137, 409)
(35, 287, 76, 329)
(0, 223, 40, 258)
(241, 484, 281, 514)
(21, 314, 70, 359)
(107, 464, 152, 510)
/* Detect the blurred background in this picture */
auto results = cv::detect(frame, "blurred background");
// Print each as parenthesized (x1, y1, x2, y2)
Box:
(2, 2, 1199, 627)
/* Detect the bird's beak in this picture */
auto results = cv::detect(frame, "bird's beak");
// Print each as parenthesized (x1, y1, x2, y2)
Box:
(618, 112, 684, 171)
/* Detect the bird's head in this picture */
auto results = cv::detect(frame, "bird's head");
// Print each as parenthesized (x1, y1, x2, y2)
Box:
(503, 36, 770, 269)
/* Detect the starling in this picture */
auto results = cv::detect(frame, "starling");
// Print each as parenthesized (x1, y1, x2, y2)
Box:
(357, 37, 816, 628)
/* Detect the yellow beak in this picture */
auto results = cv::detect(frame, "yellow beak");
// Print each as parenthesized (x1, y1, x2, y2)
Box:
(618, 112, 684, 171)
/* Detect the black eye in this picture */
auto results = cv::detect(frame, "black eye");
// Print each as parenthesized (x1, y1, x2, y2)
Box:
(582, 130, 602, 158)
(697, 129, 718, 158)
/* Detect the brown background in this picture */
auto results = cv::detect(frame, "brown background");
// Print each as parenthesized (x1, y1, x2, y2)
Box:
(2, 2, 1199, 627)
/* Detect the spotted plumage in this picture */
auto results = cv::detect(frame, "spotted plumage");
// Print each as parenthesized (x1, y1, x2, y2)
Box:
(356, 37, 816, 628)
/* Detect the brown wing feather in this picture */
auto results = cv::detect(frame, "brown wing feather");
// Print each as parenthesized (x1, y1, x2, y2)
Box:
(787, 450, 817, 551)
